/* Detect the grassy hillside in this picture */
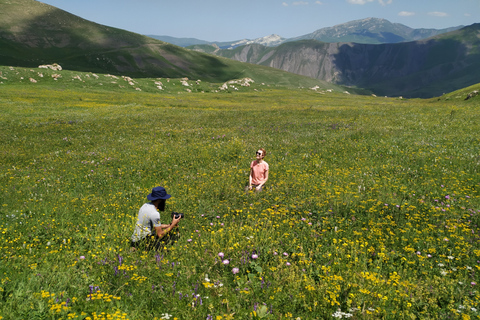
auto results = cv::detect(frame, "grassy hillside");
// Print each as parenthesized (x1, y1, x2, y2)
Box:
(1, 74, 480, 319)
(437, 82, 480, 101)
(0, 0, 339, 90)
(0, 65, 350, 95)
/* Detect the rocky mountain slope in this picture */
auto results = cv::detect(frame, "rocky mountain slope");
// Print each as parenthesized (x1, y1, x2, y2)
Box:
(212, 24, 480, 98)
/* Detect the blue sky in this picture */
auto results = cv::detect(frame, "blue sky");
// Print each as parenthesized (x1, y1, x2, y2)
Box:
(39, 0, 479, 41)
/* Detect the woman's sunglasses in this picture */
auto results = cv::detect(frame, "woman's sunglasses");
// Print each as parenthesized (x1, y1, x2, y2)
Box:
(256, 152, 262, 155)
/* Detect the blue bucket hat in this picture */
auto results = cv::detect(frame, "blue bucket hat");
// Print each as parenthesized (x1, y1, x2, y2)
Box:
(147, 186, 171, 201)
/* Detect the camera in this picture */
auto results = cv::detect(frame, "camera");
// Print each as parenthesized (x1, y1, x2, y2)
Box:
(171, 211, 184, 219)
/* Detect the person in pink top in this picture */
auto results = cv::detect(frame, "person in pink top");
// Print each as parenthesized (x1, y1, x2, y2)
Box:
(246, 148, 269, 192)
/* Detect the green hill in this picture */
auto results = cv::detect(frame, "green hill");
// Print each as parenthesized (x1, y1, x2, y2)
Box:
(436, 82, 480, 102)
(0, 0, 339, 90)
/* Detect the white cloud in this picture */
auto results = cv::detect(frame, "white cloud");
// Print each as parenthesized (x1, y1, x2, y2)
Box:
(282, 0, 321, 6)
(292, 1, 309, 5)
(347, 0, 374, 4)
(347, 0, 392, 5)
(398, 11, 415, 17)
(378, 0, 392, 5)
(428, 11, 448, 17)
(464, 13, 471, 17)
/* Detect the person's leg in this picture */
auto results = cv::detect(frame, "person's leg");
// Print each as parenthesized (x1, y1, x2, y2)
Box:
(151, 232, 180, 251)
(247, 184, 260, 192)
(255, 184, 265, 192)
(130, 239, 138, 251)
(131, 237, 149, 251)
(152, 237, 165, 251)
(132, 235, 163, 251)
(168, 231, 180, 244)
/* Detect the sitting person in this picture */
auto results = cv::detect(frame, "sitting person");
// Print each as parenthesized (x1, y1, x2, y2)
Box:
(246, 148, 269, 192)
(130, 186, 181, 251)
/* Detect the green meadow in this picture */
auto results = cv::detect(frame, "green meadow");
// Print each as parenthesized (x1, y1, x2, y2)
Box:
(1, 66, 480, 319)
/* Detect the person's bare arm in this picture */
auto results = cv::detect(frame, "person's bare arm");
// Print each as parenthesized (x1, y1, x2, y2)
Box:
(248, 168, 254, 190)
(154, 216, 181, 238)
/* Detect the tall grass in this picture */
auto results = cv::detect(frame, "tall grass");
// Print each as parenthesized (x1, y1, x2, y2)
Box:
(0, 73, 479, 319)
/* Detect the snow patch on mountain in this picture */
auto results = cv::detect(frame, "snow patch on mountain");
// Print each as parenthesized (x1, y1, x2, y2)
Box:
(228, 34, 285, 49)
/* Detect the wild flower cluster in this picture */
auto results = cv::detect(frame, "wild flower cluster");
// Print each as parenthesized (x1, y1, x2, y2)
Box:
(0, 82, 479, 319)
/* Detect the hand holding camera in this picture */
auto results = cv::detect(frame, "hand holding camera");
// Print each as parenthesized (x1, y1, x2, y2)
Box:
(171, 211, 184, 220)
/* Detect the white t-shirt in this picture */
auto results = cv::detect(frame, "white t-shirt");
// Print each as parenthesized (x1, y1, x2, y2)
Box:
(131, 203, 162, 242)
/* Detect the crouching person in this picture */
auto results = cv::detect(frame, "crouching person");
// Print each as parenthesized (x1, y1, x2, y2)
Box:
(130, 186, 182, 251)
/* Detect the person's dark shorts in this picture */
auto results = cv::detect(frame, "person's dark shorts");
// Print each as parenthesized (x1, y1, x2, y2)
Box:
(131, 232, 180, 251)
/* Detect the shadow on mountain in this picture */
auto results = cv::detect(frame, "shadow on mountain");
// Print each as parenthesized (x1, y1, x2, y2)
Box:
(0, 6, 239, 81)
(331, 25, 480, 98)
(351, 31, 406, 43)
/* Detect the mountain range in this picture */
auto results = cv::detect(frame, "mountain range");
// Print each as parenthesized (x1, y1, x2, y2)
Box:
(202, 24, 480, 98)
(1, 0, 479, 98)
(0, 0, 336, 89)
(148, 34, 287, 50)
(160, 18, 480, 98)
(148, 18, 463, 49)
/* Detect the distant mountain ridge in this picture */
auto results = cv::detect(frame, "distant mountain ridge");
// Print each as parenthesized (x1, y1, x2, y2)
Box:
(287, 18, 463, 44)
(148, 34, 287, 50)
(150, 18, 463, 48)
(210, 24, 480, 98)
